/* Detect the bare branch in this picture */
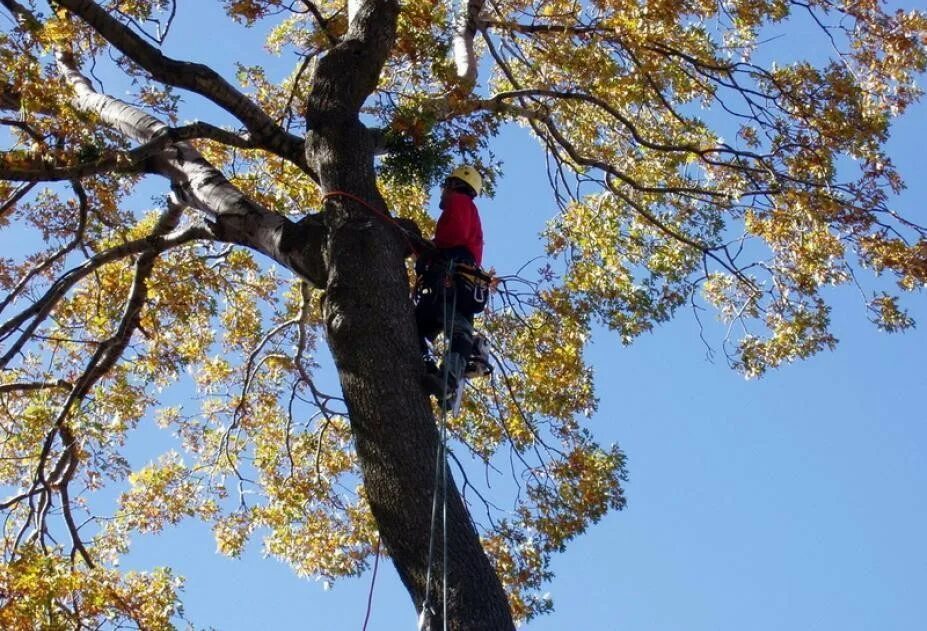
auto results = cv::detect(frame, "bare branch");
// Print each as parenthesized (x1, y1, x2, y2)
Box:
(51, 0, 310, 173)
(452, 0, 485, 91)
(0, 380, 71, 395)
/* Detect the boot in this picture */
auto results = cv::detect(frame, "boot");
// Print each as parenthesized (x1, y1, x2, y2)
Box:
(464, 334, 493, 379)
(421, 356, 443, 398)
(436, 352, 466, 411)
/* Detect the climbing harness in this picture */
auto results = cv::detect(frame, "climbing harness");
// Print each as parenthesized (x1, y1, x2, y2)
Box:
(453, 262, 494, 316)
(414, 259, 494, 316)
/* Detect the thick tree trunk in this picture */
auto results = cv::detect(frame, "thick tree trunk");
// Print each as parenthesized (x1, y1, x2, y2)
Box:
(310, 137, 514, 630)
(300, 3, 515, 628)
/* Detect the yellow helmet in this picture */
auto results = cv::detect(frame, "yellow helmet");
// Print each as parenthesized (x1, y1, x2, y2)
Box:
(447, 165, 483, 197)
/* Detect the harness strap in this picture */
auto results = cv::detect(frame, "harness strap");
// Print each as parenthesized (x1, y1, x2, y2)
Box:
(453, 263, 494, 284)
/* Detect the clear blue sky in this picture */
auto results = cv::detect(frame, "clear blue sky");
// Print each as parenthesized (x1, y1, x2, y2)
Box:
(11, 3, 927, 630)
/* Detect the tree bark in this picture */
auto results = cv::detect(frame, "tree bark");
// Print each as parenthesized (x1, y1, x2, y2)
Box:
(300, 2, 515, 628)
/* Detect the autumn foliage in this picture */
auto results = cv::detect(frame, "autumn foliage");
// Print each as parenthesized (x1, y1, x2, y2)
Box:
(1, 0, 925, 628)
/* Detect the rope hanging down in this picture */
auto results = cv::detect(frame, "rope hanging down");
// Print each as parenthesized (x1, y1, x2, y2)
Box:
(320, 191, 489, 629)
(361, 534, 382, 631)
(419, 259, 458, 631)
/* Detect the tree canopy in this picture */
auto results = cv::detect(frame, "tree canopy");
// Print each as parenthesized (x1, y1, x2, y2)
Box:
(1, 0, 925, 628)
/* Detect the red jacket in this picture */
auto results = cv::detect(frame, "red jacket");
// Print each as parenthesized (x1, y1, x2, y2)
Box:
(434, 191, 483, 266)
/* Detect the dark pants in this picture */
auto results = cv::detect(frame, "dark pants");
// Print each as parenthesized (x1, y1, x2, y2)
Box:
(414, 253, 476, 375)
(416, 288, 475, 359)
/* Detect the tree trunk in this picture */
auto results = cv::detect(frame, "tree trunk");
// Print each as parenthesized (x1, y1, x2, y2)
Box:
(313, 151, 514, 630)
(298, 3, 515, 628)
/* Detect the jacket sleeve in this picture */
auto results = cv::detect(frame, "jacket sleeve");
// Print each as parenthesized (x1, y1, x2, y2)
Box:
(434, 194, 472, 248)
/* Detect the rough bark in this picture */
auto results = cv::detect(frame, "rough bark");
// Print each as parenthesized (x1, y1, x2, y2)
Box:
(301, 1, 515, 628)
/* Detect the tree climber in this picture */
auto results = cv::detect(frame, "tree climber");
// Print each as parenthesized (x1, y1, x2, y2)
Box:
(415, 165, 491, 410)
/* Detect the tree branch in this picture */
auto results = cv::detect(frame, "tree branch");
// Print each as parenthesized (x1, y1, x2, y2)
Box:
(0, 223, 208, 368)
(452, 0, 485, 92)
(0, 85, 21, 111)
(60, 478, 94, 567)
(51, 0, 311, 174)
(0, 181, 37, 219)
(0, 151, 144, 181)
(162, 121, 257, 149)
(0, 380, 72, 395)
(304, 0, 339, 46)
(482, 18, 601, 36)
(306, 0, 400, 125)
(0, 0, 39, 30)
(0, 122, 257, 182)
(0, 181, 89, 315)
(18, 201, 182, 553)
(56, 53, 328, 287)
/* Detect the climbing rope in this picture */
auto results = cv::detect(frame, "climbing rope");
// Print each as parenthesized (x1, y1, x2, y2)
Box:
(361, 534, 381, 631)
(419, 259, 458, 631)
(322, 190, 433, 257)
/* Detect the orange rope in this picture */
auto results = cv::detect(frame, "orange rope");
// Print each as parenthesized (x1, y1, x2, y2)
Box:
(323, 190, 429, 256)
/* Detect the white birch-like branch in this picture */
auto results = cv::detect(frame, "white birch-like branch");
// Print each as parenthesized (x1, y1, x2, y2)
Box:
(347, 0, 360, 25)
(56, 53, 327, 286)
(50, 0, 309, 172)
(452, 0, 485, 91)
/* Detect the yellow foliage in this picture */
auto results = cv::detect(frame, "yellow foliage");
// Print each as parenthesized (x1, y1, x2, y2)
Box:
(116, 452, 217, 533)
(0, 547, 182, 631)
(2, 0, 926, 624)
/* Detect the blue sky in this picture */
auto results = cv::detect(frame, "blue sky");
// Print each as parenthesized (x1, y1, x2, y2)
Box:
(5, 2, 927, 629)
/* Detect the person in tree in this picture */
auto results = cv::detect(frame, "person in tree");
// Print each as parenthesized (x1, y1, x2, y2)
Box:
(415, 165, 488, 409)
